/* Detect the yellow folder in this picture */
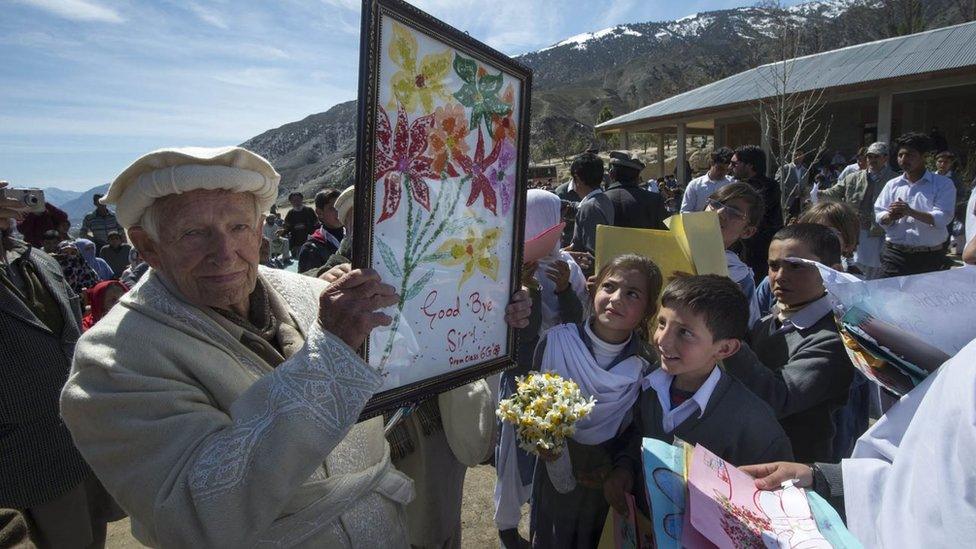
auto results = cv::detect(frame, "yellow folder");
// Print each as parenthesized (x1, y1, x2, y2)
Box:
(594, 212, 729, 287)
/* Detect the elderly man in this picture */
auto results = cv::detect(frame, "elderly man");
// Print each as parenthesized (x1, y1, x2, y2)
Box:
(59, 147, 531, 548)
(816, 142, 895, 279)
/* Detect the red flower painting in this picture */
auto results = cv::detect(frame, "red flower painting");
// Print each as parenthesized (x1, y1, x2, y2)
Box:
(374, 102, 438, 222)
(454, 127, 502, 215)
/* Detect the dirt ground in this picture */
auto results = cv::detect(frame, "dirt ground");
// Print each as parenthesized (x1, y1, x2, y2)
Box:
(106, 464, 529, 548)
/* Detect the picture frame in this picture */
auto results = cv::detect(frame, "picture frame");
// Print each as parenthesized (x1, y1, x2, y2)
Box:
(354, 0, 532, 417)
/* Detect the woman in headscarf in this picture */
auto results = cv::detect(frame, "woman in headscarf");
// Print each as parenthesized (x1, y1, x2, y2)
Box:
(120, 247, 148, 288)
(74, 238, 115, 280)
(81, 280, 126, 331)
(54, 240, 100, 294)
(494, 188, 588, 548)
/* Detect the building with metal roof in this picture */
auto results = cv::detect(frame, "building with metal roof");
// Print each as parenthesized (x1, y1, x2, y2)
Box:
(596, 21, 976, 181)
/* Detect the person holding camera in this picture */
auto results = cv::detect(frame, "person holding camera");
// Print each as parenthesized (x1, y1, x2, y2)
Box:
(1, 181, 121, 547)
(565, 152, 614, 274)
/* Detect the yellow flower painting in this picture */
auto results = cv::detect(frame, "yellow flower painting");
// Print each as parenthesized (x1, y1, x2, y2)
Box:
(434, 226, 501, 288)
(388, 22, 452, 114)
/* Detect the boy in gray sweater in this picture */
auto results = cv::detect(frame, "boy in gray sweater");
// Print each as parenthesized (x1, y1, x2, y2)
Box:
(604, 275, 793, 516)
(723, 223, 855, 462)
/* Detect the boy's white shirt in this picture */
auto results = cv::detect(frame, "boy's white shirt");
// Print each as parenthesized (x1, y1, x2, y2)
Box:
(643, 366, 722, 433)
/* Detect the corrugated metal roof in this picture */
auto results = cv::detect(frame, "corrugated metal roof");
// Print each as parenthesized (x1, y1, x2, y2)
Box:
(598, 21, 976, 131)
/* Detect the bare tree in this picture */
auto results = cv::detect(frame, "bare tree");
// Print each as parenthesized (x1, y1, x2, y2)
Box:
(754, 1, 833, 214)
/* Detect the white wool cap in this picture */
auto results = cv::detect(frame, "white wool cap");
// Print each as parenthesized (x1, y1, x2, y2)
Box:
(334, 185, 355, 224)
(101, 146, 280, 228)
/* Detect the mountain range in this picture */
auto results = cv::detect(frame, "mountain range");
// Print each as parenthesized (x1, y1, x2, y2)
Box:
(49, 0, 973, 206)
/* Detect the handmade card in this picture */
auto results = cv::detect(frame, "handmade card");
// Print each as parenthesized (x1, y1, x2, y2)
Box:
(355, 0, 531, 415)
(687, 445, 831, 549)
(640, 438, 688, 549)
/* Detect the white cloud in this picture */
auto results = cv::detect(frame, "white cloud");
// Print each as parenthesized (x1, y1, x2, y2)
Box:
(14, 0, 124, 23)
(186, 2, 229, 29)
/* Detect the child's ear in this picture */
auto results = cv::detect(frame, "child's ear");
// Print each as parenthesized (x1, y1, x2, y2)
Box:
(741, 225, 758, 240)
(713, 338, 741, 361)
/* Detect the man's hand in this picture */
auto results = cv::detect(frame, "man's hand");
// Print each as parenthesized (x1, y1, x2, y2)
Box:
(546, 260, 571, 293)
(603, 467, 634, 517)
(504, 288, 531, 329)
(888, 199, 909, 220)
(318, 268, 398, 348)
(319, 262, 351, 284)
(566, 250, 593, 272)
(0, 181, 29, 221)
(739, 462, 813, 491)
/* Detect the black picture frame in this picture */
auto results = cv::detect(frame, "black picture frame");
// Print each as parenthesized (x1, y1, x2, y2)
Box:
(354, 0, 532, 418)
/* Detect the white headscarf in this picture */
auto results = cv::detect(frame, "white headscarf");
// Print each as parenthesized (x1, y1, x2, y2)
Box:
(524, 189, 587, 332)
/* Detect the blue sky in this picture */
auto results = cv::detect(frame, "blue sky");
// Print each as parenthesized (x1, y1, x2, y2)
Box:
(1, 0, 800, 191)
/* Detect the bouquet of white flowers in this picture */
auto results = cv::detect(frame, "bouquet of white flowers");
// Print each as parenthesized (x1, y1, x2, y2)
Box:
(497, 371, 595, 493)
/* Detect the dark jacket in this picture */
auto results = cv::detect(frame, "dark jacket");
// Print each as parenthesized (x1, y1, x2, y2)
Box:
(743, 174, 784, 282)
(602, 181, 668, 230)
(283, 207, 319, 250)
(0, 243, 91, 508)
(724, 312, 854, 463)
(617, 367, 794, 477)
(555, 181, 580, 247)
(297, 227, 343, 273)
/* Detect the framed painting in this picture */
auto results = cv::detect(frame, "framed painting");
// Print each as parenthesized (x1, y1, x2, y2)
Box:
(354, 0, 532, 416)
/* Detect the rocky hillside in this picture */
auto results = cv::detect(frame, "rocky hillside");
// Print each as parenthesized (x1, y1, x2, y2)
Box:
(242, 0, 971, 201)
(240, 100, 358, 198)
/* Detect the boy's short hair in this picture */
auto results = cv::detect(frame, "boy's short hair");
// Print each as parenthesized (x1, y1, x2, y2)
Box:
(771, 223, 842, 266)
(894, 132, 934, 155)
(935, 150, 955, 161)
(570, 152, 604, 188)
(710, 182, 764, 228)
(798, 201, 859, 253)
(660, 274, 749, 341)
(711, 147, 734, 165)
(314, 189, 340, 209)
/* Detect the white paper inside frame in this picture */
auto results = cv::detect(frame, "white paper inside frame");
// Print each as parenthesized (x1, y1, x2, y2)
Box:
(368, 14, 521, 391)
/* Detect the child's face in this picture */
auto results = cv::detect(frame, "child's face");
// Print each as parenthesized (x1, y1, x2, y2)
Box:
(706, 197, 757, 248)
(768, 239, 825, 307)
(592, 268, 650, 343)
(654, 305, 735, 385)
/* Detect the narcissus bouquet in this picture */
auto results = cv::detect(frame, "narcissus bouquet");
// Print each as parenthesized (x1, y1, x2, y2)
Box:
(497, 371, 595, 455)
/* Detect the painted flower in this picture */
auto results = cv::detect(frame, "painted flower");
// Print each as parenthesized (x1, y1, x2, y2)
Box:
(388, 22, 453, 113)
(452, 54, 511, 136)
(455, 128, 503, 215)
(435, 226, 501, 288)
(488, 139, 517, 215)
(427, 102, 470, 177)
(374, 102, 438, 223)
(492, 83, 518, 143)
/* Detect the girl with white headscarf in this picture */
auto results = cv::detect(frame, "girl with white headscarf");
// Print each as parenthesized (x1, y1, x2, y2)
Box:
(494, 189, 587, 548)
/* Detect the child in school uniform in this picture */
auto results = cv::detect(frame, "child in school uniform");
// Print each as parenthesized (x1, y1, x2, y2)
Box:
(755, 202, 861, 318)
(724, 223, 855, 463)
(529, 254, 661, 549)
(603, 275, 793, 517)
(495, 189, 587, 549)
(704, 182, 765, 327)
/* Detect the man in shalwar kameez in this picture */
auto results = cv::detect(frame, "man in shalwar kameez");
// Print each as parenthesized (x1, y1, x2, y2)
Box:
(59, 146, 531, 548)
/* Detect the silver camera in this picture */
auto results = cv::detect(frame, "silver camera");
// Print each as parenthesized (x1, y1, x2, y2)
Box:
(1, 188, 46, 213)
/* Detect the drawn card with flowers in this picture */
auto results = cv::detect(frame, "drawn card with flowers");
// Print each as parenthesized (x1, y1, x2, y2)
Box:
(355, 0, 531, 414)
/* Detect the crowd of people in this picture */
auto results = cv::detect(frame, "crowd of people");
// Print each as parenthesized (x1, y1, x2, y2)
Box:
(0, 130, 974, 548)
